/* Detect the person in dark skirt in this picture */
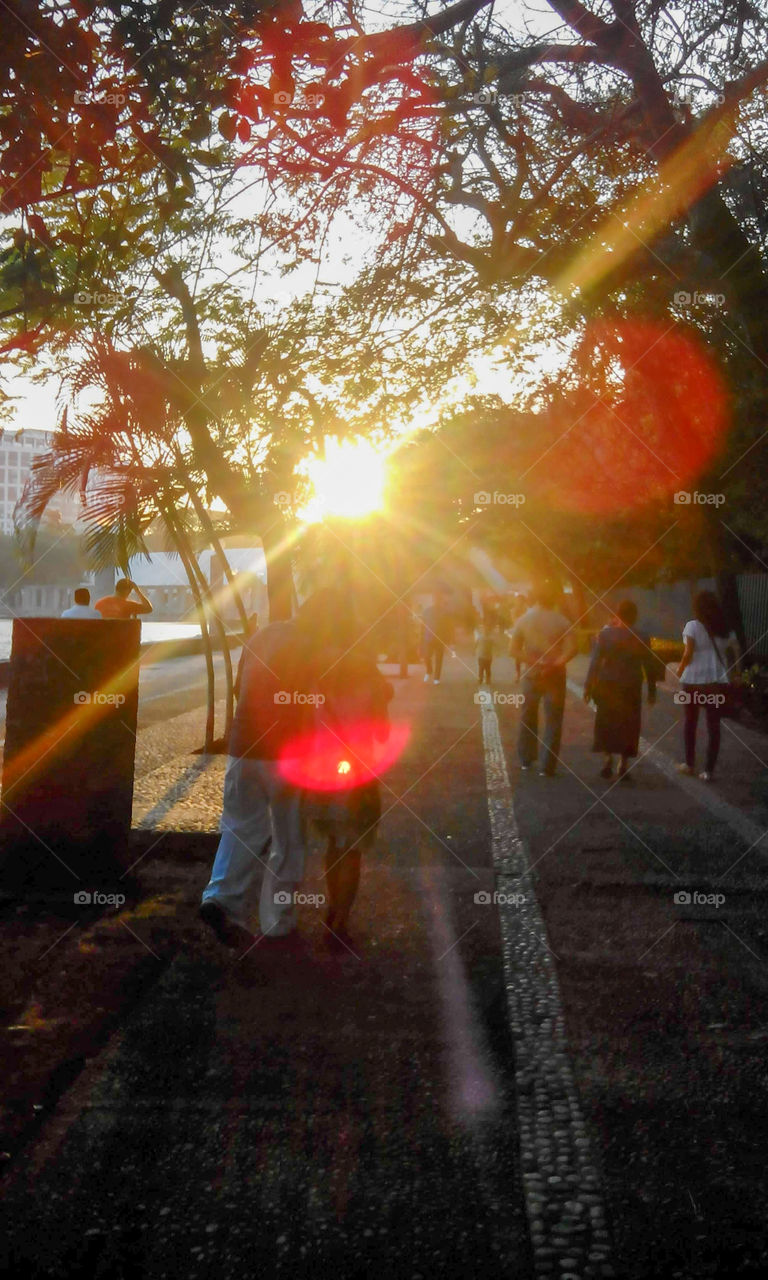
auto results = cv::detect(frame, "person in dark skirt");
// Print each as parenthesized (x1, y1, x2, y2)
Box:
(583, 600, 657, 781)
(305, 626, 393, 948)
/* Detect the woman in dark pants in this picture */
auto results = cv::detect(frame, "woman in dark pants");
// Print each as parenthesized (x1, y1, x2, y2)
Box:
(675, 591, 739, 781)
(584, 600, 658, 781)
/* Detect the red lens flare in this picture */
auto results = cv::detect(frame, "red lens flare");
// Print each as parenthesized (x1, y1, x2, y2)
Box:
(278, 719, 410, 792)
(533, 319, 729, 515)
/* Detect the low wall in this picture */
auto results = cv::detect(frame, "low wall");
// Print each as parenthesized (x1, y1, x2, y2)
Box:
(0, 618, 141, 891)
(0, 630, 245, 688)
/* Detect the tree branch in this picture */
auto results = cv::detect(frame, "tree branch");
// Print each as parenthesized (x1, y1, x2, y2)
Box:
(546, 0, 617, 45)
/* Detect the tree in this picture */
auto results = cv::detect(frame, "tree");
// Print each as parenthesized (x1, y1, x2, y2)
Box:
(4, 1, 768, 616)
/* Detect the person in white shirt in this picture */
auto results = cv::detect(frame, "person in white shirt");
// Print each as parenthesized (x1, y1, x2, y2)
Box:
(675, 590, 739, 781)
(61, 587, 102, 619)
(510, 584, 577, 776)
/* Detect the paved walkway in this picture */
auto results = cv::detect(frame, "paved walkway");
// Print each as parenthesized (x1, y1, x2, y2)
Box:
(3, 650, 768, 1278)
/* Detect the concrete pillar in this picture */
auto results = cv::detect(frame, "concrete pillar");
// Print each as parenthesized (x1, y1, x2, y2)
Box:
(0, 617, 140, 895)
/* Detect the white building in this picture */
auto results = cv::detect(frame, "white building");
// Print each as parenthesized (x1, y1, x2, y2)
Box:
(128, 546, 268, 623)
(0, 427, 81, 534)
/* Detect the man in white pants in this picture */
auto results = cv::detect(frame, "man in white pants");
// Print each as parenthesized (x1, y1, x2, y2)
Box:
(200, 613, 314, 949)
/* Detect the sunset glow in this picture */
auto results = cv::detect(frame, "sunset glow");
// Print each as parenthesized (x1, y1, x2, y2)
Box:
(299, 440, 387, 522)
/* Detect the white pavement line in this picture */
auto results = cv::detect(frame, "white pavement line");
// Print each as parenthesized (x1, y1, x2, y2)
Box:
(567, 677, 768, 853)
(141, 679, 211, 704)
(480, 702, 615, 1279)
(135, 756, 216, 829)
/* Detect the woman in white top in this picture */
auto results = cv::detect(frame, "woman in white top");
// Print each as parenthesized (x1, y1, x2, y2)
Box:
(675, 591, 739, 781)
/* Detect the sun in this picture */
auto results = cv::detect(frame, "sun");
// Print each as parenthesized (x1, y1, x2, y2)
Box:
(299, 439, 387, 523)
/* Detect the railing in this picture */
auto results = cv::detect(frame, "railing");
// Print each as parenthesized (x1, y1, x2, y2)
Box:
(736, 574, 768, 663)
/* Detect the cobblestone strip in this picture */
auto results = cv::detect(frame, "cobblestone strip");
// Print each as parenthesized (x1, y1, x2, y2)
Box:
(480, 702, 615, 1280)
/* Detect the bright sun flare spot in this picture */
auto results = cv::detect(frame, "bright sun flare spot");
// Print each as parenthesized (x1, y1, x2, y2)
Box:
(299, 440, 386, 523)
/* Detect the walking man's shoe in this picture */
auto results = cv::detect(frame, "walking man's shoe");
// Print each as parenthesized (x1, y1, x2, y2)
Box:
(199, 901, 256, 951)
(675, 762, 695, 776)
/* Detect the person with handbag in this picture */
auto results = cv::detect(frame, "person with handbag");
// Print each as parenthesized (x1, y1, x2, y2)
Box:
(583, 600, 657, 781)
(675, 590, 740, 781)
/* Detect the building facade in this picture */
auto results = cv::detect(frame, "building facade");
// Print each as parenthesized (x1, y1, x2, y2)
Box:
(0, 427, 81, 534)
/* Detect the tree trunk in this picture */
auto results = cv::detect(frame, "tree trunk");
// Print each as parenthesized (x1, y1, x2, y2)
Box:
(174, 453, 250, 635)
(166, 512, 216, 752)
(189, 552, 235, 747)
